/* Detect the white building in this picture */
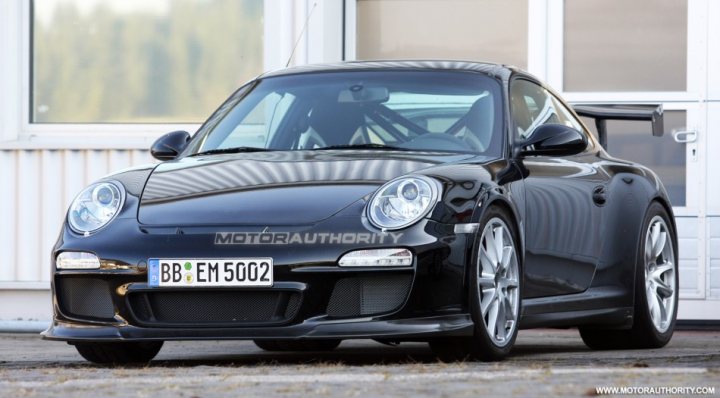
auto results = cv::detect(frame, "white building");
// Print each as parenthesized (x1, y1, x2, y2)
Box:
(1, 0, 718, 325)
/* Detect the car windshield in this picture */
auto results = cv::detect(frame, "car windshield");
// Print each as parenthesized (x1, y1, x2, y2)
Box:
(186, 71, 504, 157)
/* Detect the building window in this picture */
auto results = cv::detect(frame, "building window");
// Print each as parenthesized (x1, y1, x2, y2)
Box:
(32, 0, 263, 123)
(564, 0, 687, 92)
(356, 0, 528, 69)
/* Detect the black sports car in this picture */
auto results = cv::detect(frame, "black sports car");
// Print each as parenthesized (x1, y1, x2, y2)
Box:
(44, 61, 678, 363)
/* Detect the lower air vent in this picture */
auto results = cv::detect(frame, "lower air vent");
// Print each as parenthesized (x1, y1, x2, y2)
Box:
(57, 278, 115, 320)
(326, 275, 412, 318)
(128, 290, 301, 327)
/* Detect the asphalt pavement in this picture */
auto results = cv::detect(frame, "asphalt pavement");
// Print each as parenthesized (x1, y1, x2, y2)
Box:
(1, 329, 718, 397)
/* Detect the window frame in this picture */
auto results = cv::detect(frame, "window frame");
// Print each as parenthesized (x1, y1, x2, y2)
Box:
(20, 1, 212, 146)
(348, 0, 530, 68)
(0, 0, 341, 150)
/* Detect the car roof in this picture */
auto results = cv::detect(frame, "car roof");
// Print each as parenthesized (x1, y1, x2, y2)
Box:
(259, 60, 516, 80)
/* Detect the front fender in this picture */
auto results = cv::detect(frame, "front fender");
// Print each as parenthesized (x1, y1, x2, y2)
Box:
(417, 160, 527, 302)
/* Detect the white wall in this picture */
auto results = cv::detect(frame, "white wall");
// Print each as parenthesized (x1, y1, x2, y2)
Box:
(0, 0, 718, 323)
(0, 149, 151, 320)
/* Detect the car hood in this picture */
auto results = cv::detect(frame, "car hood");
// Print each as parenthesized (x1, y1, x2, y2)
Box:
(138, 150, 477, 226)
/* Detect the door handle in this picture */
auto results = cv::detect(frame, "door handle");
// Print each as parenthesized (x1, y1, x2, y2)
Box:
(672, 129, 697, 143)
(592, 185, 607, 206)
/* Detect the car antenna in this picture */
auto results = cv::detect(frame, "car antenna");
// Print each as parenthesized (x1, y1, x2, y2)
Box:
(285, 1, 318, 68)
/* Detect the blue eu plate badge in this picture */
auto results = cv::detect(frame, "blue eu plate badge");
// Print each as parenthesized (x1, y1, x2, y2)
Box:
(148, 258, 160, 287)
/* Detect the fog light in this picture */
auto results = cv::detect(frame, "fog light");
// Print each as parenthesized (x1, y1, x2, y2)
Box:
(56, 252, 100, 269)
(338, 248, 413, 267)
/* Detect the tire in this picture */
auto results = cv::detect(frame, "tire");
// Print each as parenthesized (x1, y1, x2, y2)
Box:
(430, 206, 522, 362)
(253, 339, 341, 352)
(580, 201, 678, 350)
(74, 341, 163, 364)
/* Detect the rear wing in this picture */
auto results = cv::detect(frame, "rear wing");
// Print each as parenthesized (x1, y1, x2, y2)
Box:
(571, 104, 664, 148)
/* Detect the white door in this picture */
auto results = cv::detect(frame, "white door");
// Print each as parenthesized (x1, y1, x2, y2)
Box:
(541, 0, 711, 317)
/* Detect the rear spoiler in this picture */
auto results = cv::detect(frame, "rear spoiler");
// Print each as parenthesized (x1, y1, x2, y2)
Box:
(571, 104, 664, 148)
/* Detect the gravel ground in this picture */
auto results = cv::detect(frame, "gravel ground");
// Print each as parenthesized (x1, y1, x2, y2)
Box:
(1, 329, 718, 397)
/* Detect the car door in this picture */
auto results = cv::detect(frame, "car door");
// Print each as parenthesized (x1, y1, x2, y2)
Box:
(510, 78, 610, 298)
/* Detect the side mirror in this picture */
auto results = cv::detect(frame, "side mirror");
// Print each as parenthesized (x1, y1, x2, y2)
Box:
(518, 124, 588, 157)
(151, 131, 191, 161)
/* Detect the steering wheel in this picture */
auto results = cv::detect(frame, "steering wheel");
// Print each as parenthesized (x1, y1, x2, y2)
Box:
(297, 129, 328, 149)
(457, 129, 486, 151)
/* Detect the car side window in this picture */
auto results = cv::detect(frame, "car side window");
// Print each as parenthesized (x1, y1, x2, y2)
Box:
(510, 79, 587, 141)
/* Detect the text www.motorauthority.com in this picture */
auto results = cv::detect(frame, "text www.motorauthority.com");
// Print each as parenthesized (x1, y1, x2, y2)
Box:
(596, 386, 716, 395)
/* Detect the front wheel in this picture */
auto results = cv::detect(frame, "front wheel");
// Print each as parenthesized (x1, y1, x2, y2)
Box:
(74, 341, 163, 364)
(580, 201, 678, 349)
(430, 206, 521, 362)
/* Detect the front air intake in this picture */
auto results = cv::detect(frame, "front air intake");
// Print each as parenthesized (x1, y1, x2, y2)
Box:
(57, 277, 115, 320)
(326, 275, 412, 318)
(127, 290, 301, 327)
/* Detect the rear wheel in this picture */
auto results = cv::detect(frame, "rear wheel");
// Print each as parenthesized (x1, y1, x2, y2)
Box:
(430, 206, 521, 362)
(580, 202, 678, 349)
(253, 339, 341, 352)
(74, 341, 163, 364)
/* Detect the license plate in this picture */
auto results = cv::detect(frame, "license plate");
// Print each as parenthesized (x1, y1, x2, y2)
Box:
(148, 258, 273, 287)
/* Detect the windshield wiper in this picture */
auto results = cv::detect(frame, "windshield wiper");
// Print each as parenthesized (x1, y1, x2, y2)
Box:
(312, 143, 410, 151)
(188, 146, 274, 157)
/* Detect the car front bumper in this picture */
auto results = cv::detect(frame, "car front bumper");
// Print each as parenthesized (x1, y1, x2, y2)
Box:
(45, 216, 475, 342)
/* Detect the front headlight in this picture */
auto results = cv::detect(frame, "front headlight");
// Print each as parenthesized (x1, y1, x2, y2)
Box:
(367, 175, 440, 230)
(68, 181, 125, 234)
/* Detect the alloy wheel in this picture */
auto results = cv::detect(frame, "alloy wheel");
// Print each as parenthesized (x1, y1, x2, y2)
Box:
(477, 218, 520, 346)
(644, 216, 676, 333)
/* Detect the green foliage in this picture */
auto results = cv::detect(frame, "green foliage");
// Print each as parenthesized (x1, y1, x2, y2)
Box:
(33, 0, 263, 123)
